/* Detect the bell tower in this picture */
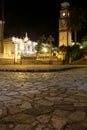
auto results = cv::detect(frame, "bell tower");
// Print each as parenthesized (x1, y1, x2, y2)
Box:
(59, 2, 72, 47)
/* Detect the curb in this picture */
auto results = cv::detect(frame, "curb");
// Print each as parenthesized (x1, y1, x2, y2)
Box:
(0, 67, 81, 72)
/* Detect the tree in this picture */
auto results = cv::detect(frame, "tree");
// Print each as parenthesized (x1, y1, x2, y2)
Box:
(46, 35, 55, 52)
(47, 35, 54, 45)
(37, 34, 46, 44)
(82, 35, 87, 48)
(68, 6, 86, 45)
(36, 34, 55, 53)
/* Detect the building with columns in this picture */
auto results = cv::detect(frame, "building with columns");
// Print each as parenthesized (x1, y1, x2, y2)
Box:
(3, 33, 38, 59)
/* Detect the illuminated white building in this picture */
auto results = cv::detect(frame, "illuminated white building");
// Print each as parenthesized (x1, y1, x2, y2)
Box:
(12, 33, 38, 56)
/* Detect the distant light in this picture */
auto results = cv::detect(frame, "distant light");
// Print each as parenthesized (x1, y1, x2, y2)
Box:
(20, 44, 24, 50)
(62, 12, 65, 16)
(12, 37, 15, 42)
(80, 45, 83, 49)
(12, 37, 23, 44)
(33, 42, 38, 46)
(19, 39, 23, 44)
(24, 32, 29, 42)
(68, 13, 70, 16)
(42, 47, 48, 53)
(72, 42, 75, 46)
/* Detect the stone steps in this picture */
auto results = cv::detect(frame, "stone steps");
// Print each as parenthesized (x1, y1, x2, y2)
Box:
(0, 58, 62, 65)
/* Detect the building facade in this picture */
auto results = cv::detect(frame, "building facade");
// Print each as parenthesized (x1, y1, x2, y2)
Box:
(2, 33, 38, 59)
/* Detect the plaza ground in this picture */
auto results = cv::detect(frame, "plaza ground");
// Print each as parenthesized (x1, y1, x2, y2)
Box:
(0, 64, 87, 129)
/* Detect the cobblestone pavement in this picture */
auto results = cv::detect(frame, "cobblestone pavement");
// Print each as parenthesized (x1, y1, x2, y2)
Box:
(0, 65, 87, 129)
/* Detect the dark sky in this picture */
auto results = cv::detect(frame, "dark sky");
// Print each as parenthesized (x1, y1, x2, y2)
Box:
(0, 0, 87, 46)
(3, 0, 58, 43)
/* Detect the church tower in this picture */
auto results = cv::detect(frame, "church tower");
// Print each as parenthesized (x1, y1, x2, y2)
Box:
(59, 2, 72, 47)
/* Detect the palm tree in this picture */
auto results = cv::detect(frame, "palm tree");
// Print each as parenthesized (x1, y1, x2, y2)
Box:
(37, 34, 46, 44)
(46, 35, 55, 53)
(68, 6, 86, 45)
(82, 35, 87, 48)
(47, 35, 54, 46)
(36, 34, 46, 53)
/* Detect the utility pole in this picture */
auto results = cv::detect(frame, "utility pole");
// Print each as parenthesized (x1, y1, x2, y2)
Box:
(1, 0, 4, 53)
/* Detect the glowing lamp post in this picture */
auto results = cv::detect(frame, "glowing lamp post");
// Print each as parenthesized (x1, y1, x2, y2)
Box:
(42, 47, 48, 59)
(12, 37, 19, 64)
(20, 43, 24, 64)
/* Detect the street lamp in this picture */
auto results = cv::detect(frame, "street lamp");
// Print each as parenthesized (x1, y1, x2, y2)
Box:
(12, 37, 18, 64)
(20, 43, 24, 64)
(42, 47, 48, 59)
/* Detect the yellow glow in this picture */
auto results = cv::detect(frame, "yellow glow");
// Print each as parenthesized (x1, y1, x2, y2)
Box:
(24, 32, 29, 42)
(43, 47, 48, 53)
(12, 37, 15, 42)
(12, 33, 38, 55)
(20, 44, 24, 50)
(19, 39, 23, 44)
(12, 37, 22, 44)
(62, 12, 65, 16)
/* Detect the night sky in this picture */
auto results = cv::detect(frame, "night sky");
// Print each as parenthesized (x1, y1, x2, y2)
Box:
(0, 0, 87, 46)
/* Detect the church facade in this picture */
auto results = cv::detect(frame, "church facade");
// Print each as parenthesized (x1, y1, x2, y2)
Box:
(0, 32, 38, 59)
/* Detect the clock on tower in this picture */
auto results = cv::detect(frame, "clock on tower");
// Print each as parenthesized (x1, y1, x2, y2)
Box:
(60, 9, 70, 19)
